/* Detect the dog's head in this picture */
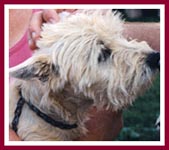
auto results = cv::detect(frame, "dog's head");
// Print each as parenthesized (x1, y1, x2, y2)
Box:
(10, 10, 160, 110)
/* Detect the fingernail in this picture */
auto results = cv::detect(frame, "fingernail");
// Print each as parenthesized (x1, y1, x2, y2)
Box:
(49, 18, 57, 24)
(32, 32, 36, 39)
(28, 39, 33, 46)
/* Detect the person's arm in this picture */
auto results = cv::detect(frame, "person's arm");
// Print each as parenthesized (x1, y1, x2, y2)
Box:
(124, 22, 160, 51)
(75, 108, 123, 141)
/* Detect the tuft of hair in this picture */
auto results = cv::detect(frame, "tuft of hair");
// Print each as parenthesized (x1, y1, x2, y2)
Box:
(37, 10, 124, 49)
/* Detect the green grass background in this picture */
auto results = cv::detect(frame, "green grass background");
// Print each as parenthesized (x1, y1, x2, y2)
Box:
(116, 74, 160, 141)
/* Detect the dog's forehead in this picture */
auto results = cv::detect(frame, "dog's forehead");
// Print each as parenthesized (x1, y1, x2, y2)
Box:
(37, 10, 124, 51)
(68, 10, 123, 33)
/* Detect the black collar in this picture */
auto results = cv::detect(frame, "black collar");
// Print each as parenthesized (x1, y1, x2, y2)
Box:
(12, 91, 77, 133)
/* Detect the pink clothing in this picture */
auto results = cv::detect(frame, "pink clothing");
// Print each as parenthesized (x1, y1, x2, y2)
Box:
(9, 9, 41, 68)
(9, 31, 32, 67)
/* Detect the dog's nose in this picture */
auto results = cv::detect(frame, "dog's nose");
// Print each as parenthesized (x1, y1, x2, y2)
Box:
(146, 52, 160, 70)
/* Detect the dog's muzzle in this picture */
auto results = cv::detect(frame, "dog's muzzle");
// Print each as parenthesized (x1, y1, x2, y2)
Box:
(146, 52, 160, 70)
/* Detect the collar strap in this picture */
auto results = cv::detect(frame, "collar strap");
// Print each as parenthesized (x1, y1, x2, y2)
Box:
(12, 91, 77, 132)
(12, 93, 25, 132)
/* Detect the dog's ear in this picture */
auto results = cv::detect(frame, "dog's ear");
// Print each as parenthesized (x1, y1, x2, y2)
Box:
(9, 54, 57, 82)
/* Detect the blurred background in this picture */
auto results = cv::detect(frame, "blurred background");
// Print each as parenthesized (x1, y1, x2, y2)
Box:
(113, 9, 160, 22)
(113, 9, 160, 141)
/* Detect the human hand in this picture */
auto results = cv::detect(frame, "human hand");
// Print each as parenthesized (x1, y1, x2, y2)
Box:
(9, 128, 21, 141)
(28, 9, 77, 50)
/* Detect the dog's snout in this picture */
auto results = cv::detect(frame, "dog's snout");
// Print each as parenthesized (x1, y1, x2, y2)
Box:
(146, 52, 160, 70)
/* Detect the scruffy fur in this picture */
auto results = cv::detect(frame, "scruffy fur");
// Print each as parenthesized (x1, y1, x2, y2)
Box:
(9, 10, 158, 141)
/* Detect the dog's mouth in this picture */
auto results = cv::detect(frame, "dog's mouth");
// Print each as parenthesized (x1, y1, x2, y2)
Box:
(146, 52, 160, 71)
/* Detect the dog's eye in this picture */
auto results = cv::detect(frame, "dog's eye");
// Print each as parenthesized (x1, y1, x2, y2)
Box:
(51, 64, 60, 75)
(98, 48, 112, 63)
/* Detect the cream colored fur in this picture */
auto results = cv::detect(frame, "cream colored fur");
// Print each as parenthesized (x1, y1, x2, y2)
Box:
(9, 10, 158, 141)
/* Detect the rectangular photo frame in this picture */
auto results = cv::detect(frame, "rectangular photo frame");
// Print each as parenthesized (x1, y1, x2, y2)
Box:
(2, 3, 166, 150)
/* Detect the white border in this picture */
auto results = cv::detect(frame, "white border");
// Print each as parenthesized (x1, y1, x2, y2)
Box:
(4, 4, 165, 146)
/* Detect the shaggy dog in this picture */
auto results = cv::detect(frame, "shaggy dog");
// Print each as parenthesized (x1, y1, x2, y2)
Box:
(9, 10, 160, 141)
